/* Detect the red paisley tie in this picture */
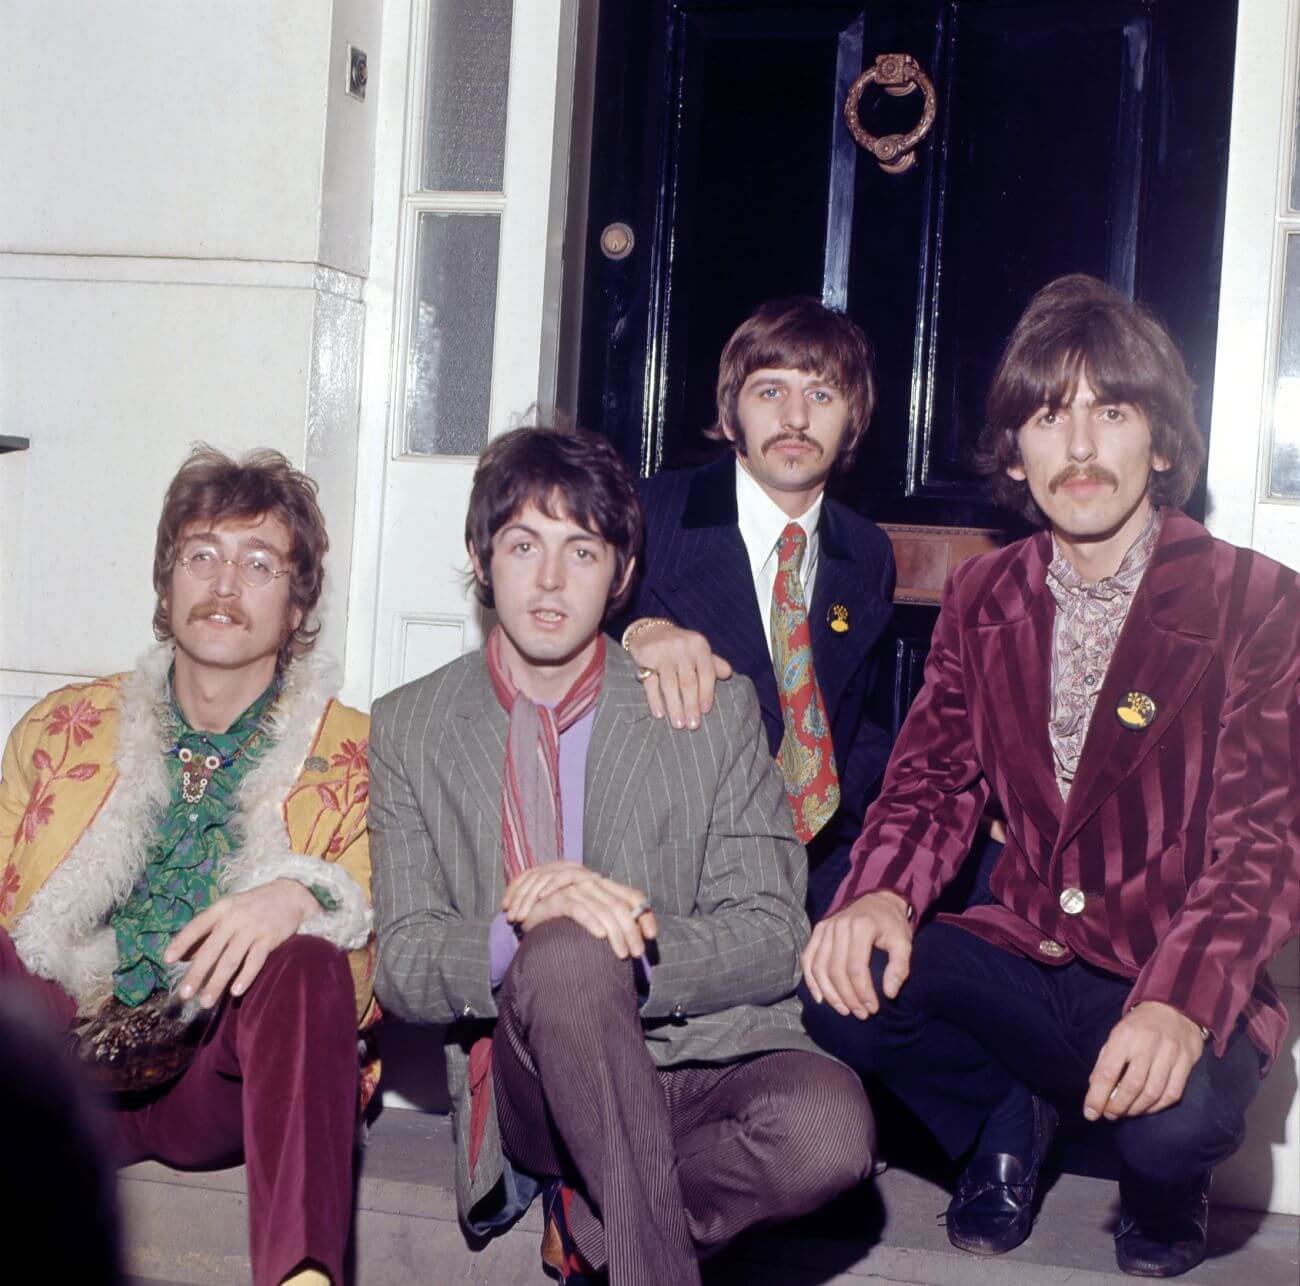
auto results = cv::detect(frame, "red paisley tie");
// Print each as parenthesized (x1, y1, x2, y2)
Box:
(770, 522, 839, 842)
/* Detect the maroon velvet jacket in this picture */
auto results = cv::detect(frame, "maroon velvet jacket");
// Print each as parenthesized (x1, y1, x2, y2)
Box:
(832, 511, 1299, 1070)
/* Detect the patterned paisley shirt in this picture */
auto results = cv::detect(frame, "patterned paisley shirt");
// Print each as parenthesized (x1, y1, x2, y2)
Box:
(1046, 507, 1162, 799)
(109, 681, 277, 1005)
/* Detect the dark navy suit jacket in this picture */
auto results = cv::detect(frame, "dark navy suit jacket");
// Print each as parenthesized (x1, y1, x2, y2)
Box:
(619, 453, 896, 912)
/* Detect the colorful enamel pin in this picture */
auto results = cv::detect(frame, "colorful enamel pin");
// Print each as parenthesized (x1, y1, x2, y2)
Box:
(1115, 691, 1157, 730)
(828, 603, 850, 633)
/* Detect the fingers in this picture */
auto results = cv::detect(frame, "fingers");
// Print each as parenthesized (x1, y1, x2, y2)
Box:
(196, 931, 254, 1008)
(803, 915, 879, 1019)
(1103, 1050, 1153, 1119)
(678, 662, 703, 727)
(880, 931, 913, 1000)
(823, 925, 879, 1019)
(1127, 1043, 1176, 1117)
(1084, 1043, 1127, 1121)
(641, 673, 667, 721)
(164, 905, 216, 966)
(627, 627, 726, 730)
(1155, 1051, 1196, 1114)
(549, 881, 650, 959)
(177, 916, 245, 1008)
(659, 668, 690, 731)
(230, 939, 271, 998)
(503, 863, 591, 922)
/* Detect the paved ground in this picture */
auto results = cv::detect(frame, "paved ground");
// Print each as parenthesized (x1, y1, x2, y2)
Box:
(122, 1108, 1299, 1285)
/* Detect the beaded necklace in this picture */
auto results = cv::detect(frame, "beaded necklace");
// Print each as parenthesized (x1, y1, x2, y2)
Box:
(163, 688, 277, 804)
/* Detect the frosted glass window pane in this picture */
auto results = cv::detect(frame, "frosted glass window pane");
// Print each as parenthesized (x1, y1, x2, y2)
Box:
(404, 213, 500, 456)
(422, 0, 513, 191)
(1269, 233, 1300, 499)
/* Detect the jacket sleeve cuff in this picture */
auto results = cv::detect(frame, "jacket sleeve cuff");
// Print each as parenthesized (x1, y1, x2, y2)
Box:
(224, 851, 373, 952)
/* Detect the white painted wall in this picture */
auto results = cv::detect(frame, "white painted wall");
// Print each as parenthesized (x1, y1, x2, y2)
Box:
(0, 1, 378, 692)
(1204, 0, 1300, 1217)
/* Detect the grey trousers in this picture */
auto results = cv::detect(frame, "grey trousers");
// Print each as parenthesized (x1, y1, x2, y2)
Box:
(492, 919, 874, 1286)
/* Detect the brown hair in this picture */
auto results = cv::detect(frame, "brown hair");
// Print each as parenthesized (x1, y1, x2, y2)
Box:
(153, 446, 329, 669)
(709, 297, 877, 466)
(978, 274, 1205, 523)
(465, 425, 641, 619)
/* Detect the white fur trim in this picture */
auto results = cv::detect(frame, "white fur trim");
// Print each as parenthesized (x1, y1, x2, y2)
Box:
(12, 645, 347, 1013)
(224, 851, 371, 951)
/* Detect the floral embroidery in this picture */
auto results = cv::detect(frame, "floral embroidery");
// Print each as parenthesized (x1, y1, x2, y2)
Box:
(288, 736, 369, 856)
(7, 697, 111, 864)
(46, 699, 104, 747)
(0, 862, 20, 917)
(21, 789, 55, 842)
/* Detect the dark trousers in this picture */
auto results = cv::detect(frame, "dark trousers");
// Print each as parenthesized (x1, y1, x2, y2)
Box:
(802, 921, 1263, 1185)
(492, 920, 874, 1286)
(0, 928, 358, 1286)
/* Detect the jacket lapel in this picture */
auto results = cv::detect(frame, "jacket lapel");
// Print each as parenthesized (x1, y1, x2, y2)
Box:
(656, 456, 780, 728)
(1056, 512, 1219, 851)
(450, 659, 507, 839)
(808, 502, 889, 718)
(584, 651, 657, 874)
(967, 532, 1064, 846)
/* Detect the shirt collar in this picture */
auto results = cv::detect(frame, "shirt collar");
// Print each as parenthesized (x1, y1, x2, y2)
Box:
(734, 457, 825, 578)
(1047, 505, 1163, 606)
(165, 671, 280, 750)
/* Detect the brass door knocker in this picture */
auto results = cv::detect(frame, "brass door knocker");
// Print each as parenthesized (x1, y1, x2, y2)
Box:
(843, 53, 937, 175)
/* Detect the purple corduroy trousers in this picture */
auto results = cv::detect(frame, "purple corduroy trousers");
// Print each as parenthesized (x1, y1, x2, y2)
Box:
(0, 928, 357, 1286)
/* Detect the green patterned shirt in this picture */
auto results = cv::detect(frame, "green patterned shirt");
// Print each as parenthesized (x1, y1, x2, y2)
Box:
(109, 681, 277, 1006)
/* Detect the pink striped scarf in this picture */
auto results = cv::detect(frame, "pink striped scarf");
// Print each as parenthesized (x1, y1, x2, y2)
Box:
(467, 626, 606, 1177)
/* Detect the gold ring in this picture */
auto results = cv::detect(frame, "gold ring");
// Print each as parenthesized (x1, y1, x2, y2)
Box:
(635, 667, 657, 682)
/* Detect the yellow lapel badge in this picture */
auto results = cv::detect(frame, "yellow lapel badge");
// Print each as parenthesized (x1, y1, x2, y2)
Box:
(1115, 691, 1157, 730)
(828, 604, 850, 634)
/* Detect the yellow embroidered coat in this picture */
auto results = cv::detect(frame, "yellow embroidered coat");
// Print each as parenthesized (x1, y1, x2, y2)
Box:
(0, 647, 378, 1101)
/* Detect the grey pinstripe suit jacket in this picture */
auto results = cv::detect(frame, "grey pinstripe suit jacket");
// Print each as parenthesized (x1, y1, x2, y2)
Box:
(369, 643, 822, 1223)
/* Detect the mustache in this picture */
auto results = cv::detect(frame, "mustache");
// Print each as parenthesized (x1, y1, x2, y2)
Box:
(1049, 464, 1118, 493)
(761, 432, 823, 458)
(187, 599, 250, 628)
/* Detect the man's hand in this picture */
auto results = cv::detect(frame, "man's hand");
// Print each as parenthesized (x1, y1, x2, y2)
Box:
(164, 878, 320, 1008)
(1084, 1002, 1206, 1121)
(521, 873, 658, 960)
(503, 859, 602, 925)
(802, 890, 912, 1020)
(625, 621, 733, 730)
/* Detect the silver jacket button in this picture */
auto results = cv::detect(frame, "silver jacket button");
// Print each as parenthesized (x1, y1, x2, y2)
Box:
(461, 1004, 475, 1019)
(1058, 886, 1087, 915)
(671, 1003, 685, 1020)
(1038, 938, 1066, 958)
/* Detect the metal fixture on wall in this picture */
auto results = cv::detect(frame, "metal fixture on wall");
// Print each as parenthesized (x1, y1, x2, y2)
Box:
(843, 53, 936, 175)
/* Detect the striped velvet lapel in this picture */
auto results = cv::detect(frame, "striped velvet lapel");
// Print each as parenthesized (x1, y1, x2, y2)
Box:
(1056, 513, 1219, 852)
(967, 531, 1063, 848)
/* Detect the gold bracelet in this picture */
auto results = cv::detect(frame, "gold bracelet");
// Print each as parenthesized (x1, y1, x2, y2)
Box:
(620, 616, 675, 651)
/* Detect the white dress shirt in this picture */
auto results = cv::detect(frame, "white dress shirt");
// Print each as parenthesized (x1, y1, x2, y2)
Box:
(734, 459, 824, 661)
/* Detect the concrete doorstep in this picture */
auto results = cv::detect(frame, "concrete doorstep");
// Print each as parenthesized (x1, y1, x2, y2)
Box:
(121, 1108, 1299, 1286)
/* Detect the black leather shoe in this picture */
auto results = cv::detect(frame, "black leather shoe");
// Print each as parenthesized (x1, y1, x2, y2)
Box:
(946, 1095, 1058, 1255)
(1115, 1169, 1211, 1278)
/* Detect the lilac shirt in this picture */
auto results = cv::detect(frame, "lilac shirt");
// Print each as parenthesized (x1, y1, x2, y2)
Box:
(488, 707, 596, 986)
